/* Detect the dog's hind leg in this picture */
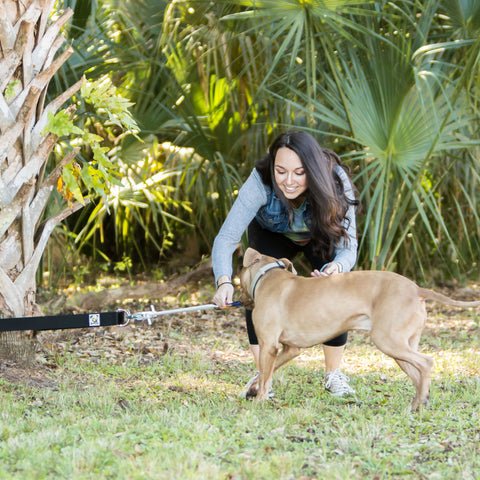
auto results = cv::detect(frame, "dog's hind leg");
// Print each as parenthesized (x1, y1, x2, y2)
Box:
(371, 334, 433, 410)
(394, 355, 433, 410)
(392, 327, 425, 390)
(399, 310, 433, 411)
(371, 305, 433, 410)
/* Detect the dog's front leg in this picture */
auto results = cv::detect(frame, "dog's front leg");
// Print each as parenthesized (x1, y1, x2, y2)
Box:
(256, 342, 279, 401)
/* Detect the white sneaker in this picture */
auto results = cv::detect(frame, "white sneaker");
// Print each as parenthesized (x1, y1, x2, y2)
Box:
(238, 371, 275, 399)
(325, 369, 356, 397)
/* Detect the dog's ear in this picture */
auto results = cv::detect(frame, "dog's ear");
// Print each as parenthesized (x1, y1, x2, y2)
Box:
(243, 247, 261, 267)
(280, 258, 297, 275)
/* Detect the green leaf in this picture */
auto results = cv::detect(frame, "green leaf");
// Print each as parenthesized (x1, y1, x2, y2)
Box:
(81, 76, 139, 134)
(43, 110, 83, 137)
(62, 164, 84, 205)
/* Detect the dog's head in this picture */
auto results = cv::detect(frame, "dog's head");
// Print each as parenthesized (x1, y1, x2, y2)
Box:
(239, 248, 297, 307)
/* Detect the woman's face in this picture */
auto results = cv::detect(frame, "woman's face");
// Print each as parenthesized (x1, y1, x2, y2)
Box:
(274, 147, 308, 200)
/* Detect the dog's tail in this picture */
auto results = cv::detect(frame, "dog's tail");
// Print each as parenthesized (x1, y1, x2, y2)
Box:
(418, 287, 480, 308)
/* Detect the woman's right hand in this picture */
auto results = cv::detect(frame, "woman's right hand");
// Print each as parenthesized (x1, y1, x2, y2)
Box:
(213, 277, 234, 307)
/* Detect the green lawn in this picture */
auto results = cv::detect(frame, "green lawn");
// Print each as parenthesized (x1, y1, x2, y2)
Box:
(0, 288, 479, 479)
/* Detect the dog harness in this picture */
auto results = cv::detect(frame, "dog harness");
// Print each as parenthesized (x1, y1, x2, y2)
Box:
(249, 260, 286, 300)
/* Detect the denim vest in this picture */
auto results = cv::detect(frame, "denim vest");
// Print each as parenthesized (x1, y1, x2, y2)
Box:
(255, 187, 312, 234)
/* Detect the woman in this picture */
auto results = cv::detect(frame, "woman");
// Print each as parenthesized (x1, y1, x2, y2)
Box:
(212, 130, 359, 398)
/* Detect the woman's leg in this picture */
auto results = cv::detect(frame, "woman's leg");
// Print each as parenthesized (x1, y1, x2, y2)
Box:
(304, 247, 355, 396)
(323, 332, 349, 371)
(249, 345, 260, 370)
(321, 328, 355, 397)
(323, 345, 346, 372)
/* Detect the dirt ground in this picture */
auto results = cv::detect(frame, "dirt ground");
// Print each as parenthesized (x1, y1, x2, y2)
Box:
(1, 280, 479, 388)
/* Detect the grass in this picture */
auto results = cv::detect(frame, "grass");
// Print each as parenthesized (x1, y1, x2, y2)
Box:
(0, 284, 479, 479)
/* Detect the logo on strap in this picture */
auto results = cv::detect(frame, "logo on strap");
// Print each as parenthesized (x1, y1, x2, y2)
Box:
(88, 314, 100, 327)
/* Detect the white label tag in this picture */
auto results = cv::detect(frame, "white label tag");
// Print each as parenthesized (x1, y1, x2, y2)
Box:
(88, 314, 100, 327)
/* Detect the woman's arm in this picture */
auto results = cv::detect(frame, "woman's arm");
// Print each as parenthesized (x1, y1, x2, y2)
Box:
(331, 166, 358, 273)
(211, 170, 267, 305)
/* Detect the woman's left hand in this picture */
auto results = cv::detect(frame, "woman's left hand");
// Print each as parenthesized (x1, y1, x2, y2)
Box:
(311, 262, 342, 278)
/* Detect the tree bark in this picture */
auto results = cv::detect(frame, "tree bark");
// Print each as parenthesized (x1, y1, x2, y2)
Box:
(0, 1, 80, 317)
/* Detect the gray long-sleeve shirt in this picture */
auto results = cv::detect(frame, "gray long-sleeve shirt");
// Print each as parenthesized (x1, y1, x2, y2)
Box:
(212, 166, 358, 283)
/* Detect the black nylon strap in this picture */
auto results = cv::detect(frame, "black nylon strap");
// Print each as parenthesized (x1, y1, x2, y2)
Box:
(0, 311, 126, 332)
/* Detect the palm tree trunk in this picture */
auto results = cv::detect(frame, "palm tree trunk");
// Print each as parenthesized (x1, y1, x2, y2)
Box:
(0, 0, 81, 317)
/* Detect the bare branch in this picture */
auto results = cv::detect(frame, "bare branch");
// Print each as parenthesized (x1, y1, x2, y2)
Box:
(29, 147, 80, 228)
(31, 77, 83, 151)
(0, 49, 23, 92)
(22, 20, 36, 87)
(4, 133, 57, 204)
(36, 0, 55, 42)
(11, 2, 42, 40)
(0, 267, 24, 317)
(32, 7, 72, 72)
(0, 180, 35, 238)
(0, 2, 16, 50)
(16, 200, 87, 293)
(0, 86, 41, 167)
(0, 226, 21, 271)
(10, 46, 73, 118)
(0, 20, 33, 92)
(0, 92, 15, 129)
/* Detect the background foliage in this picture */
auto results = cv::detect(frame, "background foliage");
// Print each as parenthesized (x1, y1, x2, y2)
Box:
(47, 0, 480, 285)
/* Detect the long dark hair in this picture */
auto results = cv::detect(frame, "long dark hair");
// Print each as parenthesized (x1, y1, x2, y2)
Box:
(255, 130, 358, 261)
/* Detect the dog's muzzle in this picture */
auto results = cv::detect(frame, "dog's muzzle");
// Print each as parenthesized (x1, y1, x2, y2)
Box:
(249, 260, 286, 300)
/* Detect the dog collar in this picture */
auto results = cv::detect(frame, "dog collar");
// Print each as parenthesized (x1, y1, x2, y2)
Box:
(249, 260, 286, 300)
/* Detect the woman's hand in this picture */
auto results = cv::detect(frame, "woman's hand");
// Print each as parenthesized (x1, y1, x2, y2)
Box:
(213, 276, 234, 307)
(311, 262, 342, 278)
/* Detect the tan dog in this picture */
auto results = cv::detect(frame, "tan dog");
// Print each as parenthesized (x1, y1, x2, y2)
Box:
(239, 247, 480, 410)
